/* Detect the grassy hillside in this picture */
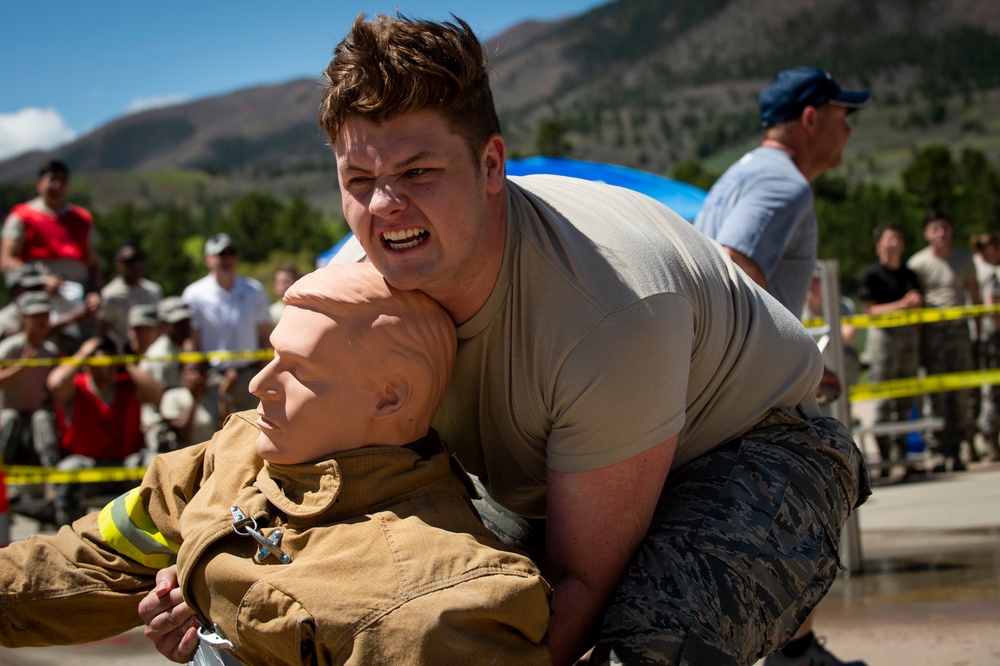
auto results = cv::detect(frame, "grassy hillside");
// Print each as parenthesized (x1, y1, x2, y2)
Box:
(3, 0, 1000, 220)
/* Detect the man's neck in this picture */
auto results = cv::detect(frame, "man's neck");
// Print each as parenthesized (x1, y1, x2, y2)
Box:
(761, 138, 795, 158)
(88, 376, 117, 405)
(436, 195, 507, 325)
(213, 271, 236, 291)
(761, 136, 823, 183)
(38, 196, 67, 213)
(930, 244, 952, 259)
(880, 256, 902, 270)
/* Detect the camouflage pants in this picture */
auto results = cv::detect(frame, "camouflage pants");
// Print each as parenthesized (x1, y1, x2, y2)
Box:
(52, 453, 143, 524)
(978, 331, 1000, 439)
(475, 410, 869, 665)
(0, 408, 58, 466)
(591, 410, 868, 665)
(920, 321, 975, 456)
(865, 326, 920, 462)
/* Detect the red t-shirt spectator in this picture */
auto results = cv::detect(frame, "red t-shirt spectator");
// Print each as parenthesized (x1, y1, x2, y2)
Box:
(57, 372, 143, 460)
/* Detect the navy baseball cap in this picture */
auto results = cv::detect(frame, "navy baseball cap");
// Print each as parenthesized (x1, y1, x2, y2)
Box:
(759, 67, 871, 128)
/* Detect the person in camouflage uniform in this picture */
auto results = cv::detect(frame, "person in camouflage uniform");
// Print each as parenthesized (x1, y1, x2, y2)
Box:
(908, 211, 981, 472)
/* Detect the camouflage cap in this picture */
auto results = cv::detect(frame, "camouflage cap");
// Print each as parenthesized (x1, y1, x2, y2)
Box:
(157, 296, 192, 324)
(127, 303, 160, 329)
(4, 264, 47, 291)
(16, 290, 54, 316)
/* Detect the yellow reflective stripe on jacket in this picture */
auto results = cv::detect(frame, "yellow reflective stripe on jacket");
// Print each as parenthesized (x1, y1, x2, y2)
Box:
(98, 487, 180, 569)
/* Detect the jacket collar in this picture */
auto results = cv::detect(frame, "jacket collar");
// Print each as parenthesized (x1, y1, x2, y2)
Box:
(254, 430, 455, 523)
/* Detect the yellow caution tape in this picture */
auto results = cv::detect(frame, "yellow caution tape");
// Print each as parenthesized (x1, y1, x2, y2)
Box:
(2, 465, 146, 486)
(803, 302, 1000, 402)
(0, 348, 274, 369)
(802, 303, 1000, 331)
(849, 367, 1000, 402)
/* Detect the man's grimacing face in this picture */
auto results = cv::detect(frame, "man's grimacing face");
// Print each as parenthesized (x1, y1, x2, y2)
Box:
(334, 111, 504, 312)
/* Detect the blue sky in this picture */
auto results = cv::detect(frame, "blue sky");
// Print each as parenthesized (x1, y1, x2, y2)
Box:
(0, 1, 607, 161)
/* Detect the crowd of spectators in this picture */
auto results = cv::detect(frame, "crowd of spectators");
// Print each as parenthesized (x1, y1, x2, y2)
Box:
(2, 152, 998, 528)
(0, 161, 289, 524)
(858, 212, 1000, 475)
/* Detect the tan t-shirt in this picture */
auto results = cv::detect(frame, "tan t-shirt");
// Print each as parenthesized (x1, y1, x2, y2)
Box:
(99, 275, 164, 343)
(907, 246, 977, 309)
(159, 387, 218, 446)
(0, 332, 59, 412)
(432, 176, 822, 518)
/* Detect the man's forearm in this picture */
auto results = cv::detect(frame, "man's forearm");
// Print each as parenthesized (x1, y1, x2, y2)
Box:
(548, 576, 612, 666)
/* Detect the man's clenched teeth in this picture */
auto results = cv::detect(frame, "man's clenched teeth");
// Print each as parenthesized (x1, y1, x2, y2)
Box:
(382, 228, 429, 250)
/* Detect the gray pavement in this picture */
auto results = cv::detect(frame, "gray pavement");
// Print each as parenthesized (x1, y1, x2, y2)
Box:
(776, 397, 1000, 666)
(792, 461, 1000, 666)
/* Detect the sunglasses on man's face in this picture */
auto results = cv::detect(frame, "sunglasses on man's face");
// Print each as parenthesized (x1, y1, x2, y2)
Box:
(217, 248, 238, 258)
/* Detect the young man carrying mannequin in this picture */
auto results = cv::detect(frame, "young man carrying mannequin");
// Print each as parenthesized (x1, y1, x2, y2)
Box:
(0, 263, 551, 665)
(143, 15, 868, 665)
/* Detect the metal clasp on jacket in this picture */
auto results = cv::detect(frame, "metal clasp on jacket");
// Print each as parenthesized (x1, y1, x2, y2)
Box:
(229, 506, 291, 564)
(197, 623, 235, 649)
(195, 625, 237, 665)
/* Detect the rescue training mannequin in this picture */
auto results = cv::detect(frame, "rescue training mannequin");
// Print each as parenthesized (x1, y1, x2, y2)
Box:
(0, 262, 551, 666)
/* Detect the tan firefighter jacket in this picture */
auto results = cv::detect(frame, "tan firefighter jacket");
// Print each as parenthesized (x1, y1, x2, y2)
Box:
(0, 411, 552, 665)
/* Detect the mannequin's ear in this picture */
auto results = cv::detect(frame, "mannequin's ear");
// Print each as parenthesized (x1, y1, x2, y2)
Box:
(373, 377, 410, 420)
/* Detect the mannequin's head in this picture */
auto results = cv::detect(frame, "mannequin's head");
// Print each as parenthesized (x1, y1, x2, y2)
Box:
(250, 262, 457, 464)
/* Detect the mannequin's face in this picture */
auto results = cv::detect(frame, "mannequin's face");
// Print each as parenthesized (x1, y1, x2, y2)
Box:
(250, 305, 372, 464)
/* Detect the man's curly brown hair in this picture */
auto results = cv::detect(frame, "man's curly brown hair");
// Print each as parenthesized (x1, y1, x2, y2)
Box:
(319, 14, 501, 159)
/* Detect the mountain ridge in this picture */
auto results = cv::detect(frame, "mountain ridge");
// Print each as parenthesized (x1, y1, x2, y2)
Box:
(3, 0, 1000, 210)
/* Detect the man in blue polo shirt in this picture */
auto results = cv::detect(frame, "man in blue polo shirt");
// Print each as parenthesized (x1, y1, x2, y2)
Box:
(696, 67, 871, 666)
(696, 66, 869, 316)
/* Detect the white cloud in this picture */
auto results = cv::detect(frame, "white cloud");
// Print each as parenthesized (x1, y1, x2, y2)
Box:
(125, 94, 189, 115)
(0, 107, 77, 161)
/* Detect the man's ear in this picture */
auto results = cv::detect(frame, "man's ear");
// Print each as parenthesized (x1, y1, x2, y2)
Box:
(482, 134, 507, 195)
(372, 377, 411, 420)
(800, 105, 820, 133)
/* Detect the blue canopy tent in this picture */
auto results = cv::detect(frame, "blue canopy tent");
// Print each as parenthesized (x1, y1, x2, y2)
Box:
(316, 232, 356, 268)
(505, 156, 707, 222)
(317, 156, 707, 267)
